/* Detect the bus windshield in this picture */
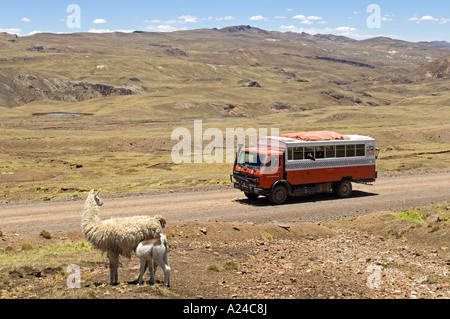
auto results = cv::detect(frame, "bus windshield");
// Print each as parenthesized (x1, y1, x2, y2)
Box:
(237, 151, 267, 170)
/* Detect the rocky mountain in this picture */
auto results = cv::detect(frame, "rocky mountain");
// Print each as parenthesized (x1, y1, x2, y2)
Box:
(0, 26, 449, 110)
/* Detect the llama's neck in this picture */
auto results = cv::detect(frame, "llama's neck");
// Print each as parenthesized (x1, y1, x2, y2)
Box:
(82, 197, 101, 232)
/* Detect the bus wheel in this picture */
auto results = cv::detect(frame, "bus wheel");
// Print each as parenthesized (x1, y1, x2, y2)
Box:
(244, 192, 259, 200)
(335, 180, 352, 198)
(269, 185, 288, 205)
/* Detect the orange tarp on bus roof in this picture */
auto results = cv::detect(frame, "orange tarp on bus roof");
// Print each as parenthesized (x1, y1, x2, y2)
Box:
(280, 131, 350, 141)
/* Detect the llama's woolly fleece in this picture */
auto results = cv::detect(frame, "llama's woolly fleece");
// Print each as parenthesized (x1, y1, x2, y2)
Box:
(82, 190, 165, 259)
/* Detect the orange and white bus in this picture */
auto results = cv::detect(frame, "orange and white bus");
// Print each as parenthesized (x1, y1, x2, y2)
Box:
(231, 131, 377, 205)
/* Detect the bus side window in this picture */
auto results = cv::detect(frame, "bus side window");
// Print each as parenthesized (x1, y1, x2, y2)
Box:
(326, 145, 335, 158)
(315, 146, 324, 159)
(336, 145, 345, 158)
(346, 145, 356, 157)
(356, 144, 365, 157)
(287, 148, 293, 161)
(293, 147, 304, 160)
(304, 146, 314, 160)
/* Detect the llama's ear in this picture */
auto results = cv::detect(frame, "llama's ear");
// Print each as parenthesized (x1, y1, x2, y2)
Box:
(95, 189, 101, 196)
(89, 189, 94, 196)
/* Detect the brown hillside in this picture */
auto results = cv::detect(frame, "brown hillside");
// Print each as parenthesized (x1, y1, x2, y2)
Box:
(403, 55, 450, 82)
(1, 27, 450, 109)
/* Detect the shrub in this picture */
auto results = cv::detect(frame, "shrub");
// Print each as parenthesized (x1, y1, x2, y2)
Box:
(206, 264, 220, 272)
(394, 210, 426, 224)
(261, 232, 273, 241)
(40, 230, 52, 239)
(21, 243, 33, 251)
(223, 260, 239, 271)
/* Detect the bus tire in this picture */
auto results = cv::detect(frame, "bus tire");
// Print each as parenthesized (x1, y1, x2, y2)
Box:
(335, 180, 352, 198)
(244, 192, 259, 200)
(269, 185, 288, 205)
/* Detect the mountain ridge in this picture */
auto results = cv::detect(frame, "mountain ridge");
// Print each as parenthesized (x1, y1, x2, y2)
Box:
(1, 26, 449, 110)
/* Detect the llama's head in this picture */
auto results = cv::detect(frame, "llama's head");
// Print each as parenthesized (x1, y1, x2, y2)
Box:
(89, 189, 103, 207)
(155, 215, 166, 228)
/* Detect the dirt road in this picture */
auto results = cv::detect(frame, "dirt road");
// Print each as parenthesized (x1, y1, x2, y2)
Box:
(0, 172, 449, 233)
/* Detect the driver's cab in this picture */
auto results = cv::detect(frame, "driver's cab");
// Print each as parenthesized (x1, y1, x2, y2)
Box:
(234, 147, 284, 189)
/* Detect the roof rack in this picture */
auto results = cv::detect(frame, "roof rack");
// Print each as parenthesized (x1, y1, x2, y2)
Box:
(280, 131, 350, 141)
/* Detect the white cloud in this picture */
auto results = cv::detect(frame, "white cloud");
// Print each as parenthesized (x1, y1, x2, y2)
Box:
(408, 15, 439, 24)
(249, 15, 268, 21)
(145, 25, 187, 32)
(178, 15, 198, 23)
(307, 16, 323, 21)
(144, 16, 197, 27)
(353, 12, 362, 15)
(279, 25, 376, 39)
(293, 14, 325, 25)
(144, 15, 199, 26)
(335, 26, 357, 32)
(88, 29, 134, 33)
(29, 30, 42, 36)
(21, 17, 31, 23)
(440, 18, 450, 24)
(0, 28, 22, 35)
(221, 16, 235, 21)
(421, 15, 438, 21)
(293, 15, 306, 20)
(381, 14, 394, 22)
(208, 16, 235, 21)
(93, 18, 107, 24)
(147, 14, 234, 25)
(279, 25, 303, 32)
(88, 29, 111, 33)
(275, 16, 287, 19)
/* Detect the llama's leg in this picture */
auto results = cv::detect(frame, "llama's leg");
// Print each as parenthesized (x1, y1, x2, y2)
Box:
(163, 249, 171, 287)
(149, 260, 155, 285)
(107, 251, 119, 285)
(155, 254, 171, 287)
(163, 264, 171, 288)
(137, 259, 147, 285)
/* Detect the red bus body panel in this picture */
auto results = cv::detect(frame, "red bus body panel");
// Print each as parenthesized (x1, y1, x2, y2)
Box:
(286, 165, 376, 185)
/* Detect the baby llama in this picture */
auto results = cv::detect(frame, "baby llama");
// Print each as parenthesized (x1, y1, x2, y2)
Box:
(135, 233, 171, 287)
(82, 189, 166, 285)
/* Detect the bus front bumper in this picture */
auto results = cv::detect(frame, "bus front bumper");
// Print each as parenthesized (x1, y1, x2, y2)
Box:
(230, 174, 266, 195)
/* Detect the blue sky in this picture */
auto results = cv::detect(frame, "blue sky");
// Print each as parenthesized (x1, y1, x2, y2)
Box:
(0, 1, 449, 42)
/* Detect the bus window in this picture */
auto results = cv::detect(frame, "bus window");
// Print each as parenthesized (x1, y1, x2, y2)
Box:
(266, 156, 280, 168)
(346, 145, 356, 157)
(336, 145, 345, 158)
(287, 148, 293, 161)
(238, 151, 266, 170)
(315, 146, 324, 159)
(293, 147, 304, 160)
(326, 145, 335, 158)
(305, 146, 314, 160)
(356, 144, 365, 157)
